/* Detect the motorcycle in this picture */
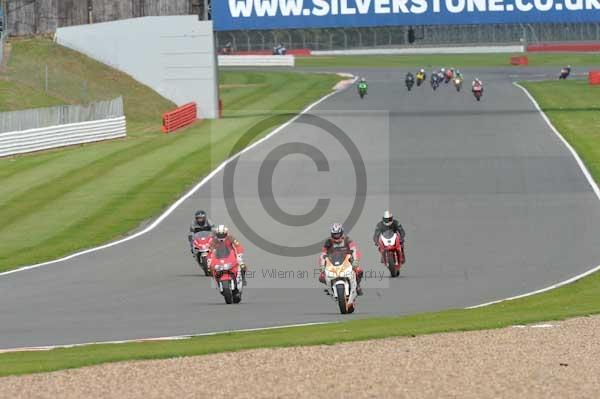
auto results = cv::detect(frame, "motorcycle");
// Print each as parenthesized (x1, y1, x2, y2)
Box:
(431, 78, 440, 91)
(473, 85, 483, 101)
(454, 77, 463, 92)
(358, 83, 368, 99)
(377, 230, 405, 277)
(559, 68, 570, 80)
(406, 78, 414, 91)
(444, 71, 453, 84)
(192, 231, 213, 276)
(209, 244, 243, 304)
(324, 248, 358, 314)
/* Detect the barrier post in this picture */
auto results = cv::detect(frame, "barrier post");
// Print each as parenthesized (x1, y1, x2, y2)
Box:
(589, 71, 600, 86)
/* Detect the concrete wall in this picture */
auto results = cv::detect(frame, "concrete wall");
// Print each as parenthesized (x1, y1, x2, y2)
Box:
(6, 0, 195, 36)
(55, 16, 218, 119)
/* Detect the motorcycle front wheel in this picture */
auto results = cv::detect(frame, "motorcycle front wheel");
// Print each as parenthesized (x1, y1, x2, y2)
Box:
(385, 251, 400, 277)
(221, 280, 233, 304)
(336, 284, 348, 314)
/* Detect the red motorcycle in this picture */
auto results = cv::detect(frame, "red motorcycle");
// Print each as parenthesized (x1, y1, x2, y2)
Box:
(209, 244, 243, 304)
(444, 70, 454, 83)
(473, 85, 483, 101)
(377, 230, 405, 277)
(192, 231, 213, 276)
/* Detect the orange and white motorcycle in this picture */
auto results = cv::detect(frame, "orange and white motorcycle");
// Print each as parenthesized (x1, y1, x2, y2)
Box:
(324, 248, 358, 314)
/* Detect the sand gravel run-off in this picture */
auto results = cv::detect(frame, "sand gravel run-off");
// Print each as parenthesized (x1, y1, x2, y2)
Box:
(1, 316, 600, 399)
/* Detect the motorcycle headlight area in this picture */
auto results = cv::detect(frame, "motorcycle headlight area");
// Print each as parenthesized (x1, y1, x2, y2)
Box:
(215, 263, 232, 271)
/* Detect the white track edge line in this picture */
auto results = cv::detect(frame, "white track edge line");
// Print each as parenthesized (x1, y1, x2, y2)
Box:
(0, 77, 357, 278)
(466, 82, 600, 309)
(0, 321, 336, 354)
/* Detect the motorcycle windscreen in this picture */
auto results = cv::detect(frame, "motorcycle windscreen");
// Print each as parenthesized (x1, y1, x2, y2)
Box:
(381, 229, 396, 240)
(328, 248, 349, 266)
(213, 244, 232, 259)
(194, 231, 211, 240)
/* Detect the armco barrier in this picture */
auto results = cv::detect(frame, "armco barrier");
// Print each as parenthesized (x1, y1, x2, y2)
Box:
(0, 117, 127, 158)
(528, 43, 600, 52)
(218, 55, 295, 67)
(162, 103, 197, 133)
(589, 71, 600, 85)
(510, 56, 529, 66)
(314, 45, 524, 56)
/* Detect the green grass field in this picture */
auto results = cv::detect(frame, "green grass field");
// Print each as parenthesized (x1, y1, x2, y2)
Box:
(1, 41, 599, 377)
(0, 39, 340, 271)
(297, 52, 600, 68)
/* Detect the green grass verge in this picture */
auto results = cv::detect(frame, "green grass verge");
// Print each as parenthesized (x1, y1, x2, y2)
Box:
(296, 52, 600, 68)
(0, 39, 341, 271)
(521, 80, 600, 182)
(0, 68, 599, 378)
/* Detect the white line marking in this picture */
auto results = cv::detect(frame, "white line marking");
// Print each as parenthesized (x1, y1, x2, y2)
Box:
(467, 82, 600, 309)
(0, 321, 336, 354)
(0, 80, 354, 278)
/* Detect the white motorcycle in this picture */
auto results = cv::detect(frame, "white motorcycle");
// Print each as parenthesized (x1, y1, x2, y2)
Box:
(324, 248, 358, 314)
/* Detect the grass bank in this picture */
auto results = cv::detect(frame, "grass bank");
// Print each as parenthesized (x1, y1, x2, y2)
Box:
(0, 79, 599, 377)
(297, 52, 600, 68)
(0, 39, 341, 271)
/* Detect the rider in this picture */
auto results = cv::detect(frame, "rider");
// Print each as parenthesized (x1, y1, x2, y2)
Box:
(209, 225, 248, 286)
(358, 77, 368, 90)
(472, 77, 484, 92)
(373, 210, 406, 259)
(416, 68, 425, 81)
(405, 72, 415, 83)
(318, 223, 364, 296)
(455, 69, 464, 81)
(445, 67, 454, 80)
(431, 70, 440, 84)
(188, 210, 214, 252)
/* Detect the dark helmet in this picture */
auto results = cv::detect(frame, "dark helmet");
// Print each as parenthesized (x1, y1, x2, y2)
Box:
(330, 223, 344, 243)
(383, 210, 394, 227)
(194, 210, 207, 225)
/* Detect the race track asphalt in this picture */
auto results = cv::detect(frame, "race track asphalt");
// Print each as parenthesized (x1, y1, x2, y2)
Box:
(1, 68, 599, 349)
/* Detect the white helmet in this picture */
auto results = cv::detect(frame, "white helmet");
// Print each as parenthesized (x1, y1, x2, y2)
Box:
(330, 223, 344, 242)
(215, 225, 229, 241)
(383, 210, 393, 226)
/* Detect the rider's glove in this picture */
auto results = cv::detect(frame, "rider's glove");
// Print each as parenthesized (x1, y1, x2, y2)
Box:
(319, 271, 326, 284)
(352, 260, 360, 269)
(237, 254, 244, 264)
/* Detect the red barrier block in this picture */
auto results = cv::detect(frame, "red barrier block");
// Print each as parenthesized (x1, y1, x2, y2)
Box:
(589, 71, 600, 86)
(510, 56, 528, 66)
(162, 103, 197, 133)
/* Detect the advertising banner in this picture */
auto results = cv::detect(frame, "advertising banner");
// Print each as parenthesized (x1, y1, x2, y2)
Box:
(213, 0, 600, 31)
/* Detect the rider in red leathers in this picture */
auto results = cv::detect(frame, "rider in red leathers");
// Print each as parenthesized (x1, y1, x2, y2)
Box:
(318, 223, 364, 296)
(209, 225, 247, 286)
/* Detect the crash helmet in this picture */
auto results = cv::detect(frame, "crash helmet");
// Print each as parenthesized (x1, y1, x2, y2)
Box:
(330, 223, 345, 243)
(195, 210, 207, 226)
(383, 210, 394, 227)
(360, 77, 366, 82)
(420, 68, 425, 73)
(441, 67, 446, 73)
(215, 225, 229, 241)
(450, 67, 455, 72)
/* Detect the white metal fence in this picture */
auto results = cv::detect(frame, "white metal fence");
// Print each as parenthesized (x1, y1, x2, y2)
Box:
(0, 96, 124, 134)
(0, 116, 127, 158)
(218, 55, 295, 67)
